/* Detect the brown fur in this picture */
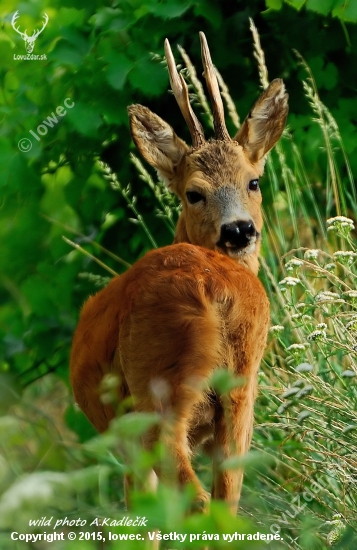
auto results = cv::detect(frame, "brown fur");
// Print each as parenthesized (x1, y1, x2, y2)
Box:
(70, 245, 269, 510)
(70, 38, 288, 514)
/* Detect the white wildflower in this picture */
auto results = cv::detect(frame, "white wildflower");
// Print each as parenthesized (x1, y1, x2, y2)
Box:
(296, 384, 313, 398)
(333, 251, 357, 265)
(286, 343, 309, 352)
(282, 387, 300, 398)
(344, 290, 357, 298)
(315, 291, 340, 302)
(327, 216, 355, 231)
(324, 263, 335, 271)
(304, 249, 320, 260)
(308, 329, 326, 341)
(296, 302, 307, 310)
(291, 313, 301, 320)
(285, 258, 304, 271)
(291, 259, 304, 266)
(341, 370, 356, 378)
(279, 277, 301, 287)
(317, 323, 327, 330)
(302, 314, 313, 321)
(296, 362, 313, 372)
(269, 325, 284, 333)
(346, 319, 357, 331)
(297, 410, 311, 424)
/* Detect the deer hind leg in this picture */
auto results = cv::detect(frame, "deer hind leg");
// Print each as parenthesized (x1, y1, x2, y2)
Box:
(211, 315, 269, 513)
(211, 379, 256, 515)
(71, 365, 117, 433)
(119, 298, 222, 509)
(140, 381, 212, 510)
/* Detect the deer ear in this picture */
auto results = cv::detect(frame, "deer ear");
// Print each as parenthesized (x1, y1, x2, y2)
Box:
(128, 104, 189, 184)
(234, 79, 288, 164)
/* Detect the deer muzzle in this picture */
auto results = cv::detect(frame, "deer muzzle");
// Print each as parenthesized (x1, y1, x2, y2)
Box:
(218, 220, 259, 252)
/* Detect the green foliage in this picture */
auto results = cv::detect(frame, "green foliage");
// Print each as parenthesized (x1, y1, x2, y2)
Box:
(266, 0, 357, 22)
(2, 0, 357, 384)
(1, 0, 357, 549)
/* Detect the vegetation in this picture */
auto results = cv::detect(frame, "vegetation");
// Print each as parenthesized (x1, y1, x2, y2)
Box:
(0, 1, 357, 549)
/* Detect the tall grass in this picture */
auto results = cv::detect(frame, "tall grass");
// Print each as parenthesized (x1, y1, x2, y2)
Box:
(246, 21, 357, 550)
(109, 22, 357, 548)
(0, 22, 356, 550)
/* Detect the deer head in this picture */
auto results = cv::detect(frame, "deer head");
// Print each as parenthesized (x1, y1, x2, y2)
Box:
(11, 11, 49, 53)
(128, 33, 288, 274)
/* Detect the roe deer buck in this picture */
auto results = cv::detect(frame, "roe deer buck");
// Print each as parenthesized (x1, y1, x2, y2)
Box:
(70, 32, 288, 513)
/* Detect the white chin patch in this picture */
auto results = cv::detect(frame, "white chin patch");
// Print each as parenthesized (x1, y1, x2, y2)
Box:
(227, 241, 256, 258)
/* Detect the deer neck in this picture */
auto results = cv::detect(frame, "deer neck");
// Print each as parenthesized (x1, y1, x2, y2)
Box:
(173, 213, 190, 245)
(173, 212, 260, 275)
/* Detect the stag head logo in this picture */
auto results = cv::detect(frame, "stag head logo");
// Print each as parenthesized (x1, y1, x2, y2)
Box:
(11, 10, 48, 53)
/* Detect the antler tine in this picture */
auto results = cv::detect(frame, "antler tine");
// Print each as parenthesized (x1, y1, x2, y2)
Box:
(33, 12, 49, 38)
(199, 32, 231, 141)
(164, 38, 205, 149)
(11, 11, 27, 38)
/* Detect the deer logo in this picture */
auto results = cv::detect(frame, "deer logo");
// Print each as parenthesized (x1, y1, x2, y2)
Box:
(11, 10, 48, 53)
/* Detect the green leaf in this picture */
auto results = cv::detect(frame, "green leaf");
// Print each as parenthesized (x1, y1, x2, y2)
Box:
(285, 0, 307, 9)
(306, 0, 335, 16)
(194, 0, 223, 27)
(4, 71, 20, 95)
(221, 451, 276, 471)
(65, 404, 97, 443)
(0, 416, 24, 445)
(308, 57, 338, 90)
(83, 432, 123, 457)
(20, 275, 55, 316)
(49, 40, 86, 68)
(265, 0, 283, 8)
(141, 0, 193, 19)
(89, 7, 121, 28)
(332, 0, 357, 22)
(56, 7, 86, 26)
(111, 412, 159, 438)
(209, 369, 244, 394)
(322, 62, 338, 90)
(66, 102, 102, 136)
(0, 374, 21, 414)
(105, 52, 133, 91)
(128, 55, 168, 96)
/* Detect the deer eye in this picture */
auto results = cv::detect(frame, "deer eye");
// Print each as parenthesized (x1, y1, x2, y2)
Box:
(248, 179, 259, 191)
(186, 191, 205, 204)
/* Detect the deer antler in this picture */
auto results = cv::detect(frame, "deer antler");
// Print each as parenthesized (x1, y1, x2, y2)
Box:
(164, 38, 205, 149)
(11, 11, 28, 39)
(32, 13, 49, 39)
(199, 32, 231, 141)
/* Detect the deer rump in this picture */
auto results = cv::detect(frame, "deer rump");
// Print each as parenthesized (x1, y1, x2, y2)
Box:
(70, 243, 269, 452)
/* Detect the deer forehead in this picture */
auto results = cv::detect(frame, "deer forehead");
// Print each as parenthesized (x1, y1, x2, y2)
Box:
(181, 140, 263, 192)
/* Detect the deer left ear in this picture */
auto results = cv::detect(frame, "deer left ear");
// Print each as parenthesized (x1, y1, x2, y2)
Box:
(234, 79, 288, 164)
(128, 104, 189, 184)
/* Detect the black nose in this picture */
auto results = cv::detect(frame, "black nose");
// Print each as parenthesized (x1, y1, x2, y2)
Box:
(219, 220, 257, 249)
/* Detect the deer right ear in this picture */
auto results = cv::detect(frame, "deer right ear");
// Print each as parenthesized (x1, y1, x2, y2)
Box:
(234, 79, 288, 165)
(128, 104, 189, 185)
